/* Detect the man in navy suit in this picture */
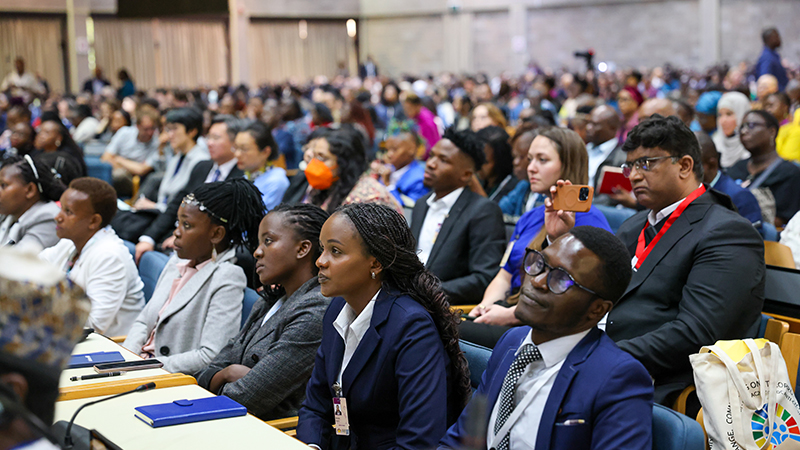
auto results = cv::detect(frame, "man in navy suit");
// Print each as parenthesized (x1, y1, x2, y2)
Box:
(440, 226, 653, 450)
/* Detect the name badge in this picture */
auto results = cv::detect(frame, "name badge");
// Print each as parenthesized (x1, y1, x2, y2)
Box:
(333, 397, 350, 435)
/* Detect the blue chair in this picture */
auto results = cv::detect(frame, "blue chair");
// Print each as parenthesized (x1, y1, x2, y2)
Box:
(760, 222, 779, 241)
(84, 156, 113, 184)
(652, 403, 706, 450)
(138, 251, 169, 302)
(459, 340, 492, 389)
(242, 288, 260, 330)
(595, 204, 637, 234)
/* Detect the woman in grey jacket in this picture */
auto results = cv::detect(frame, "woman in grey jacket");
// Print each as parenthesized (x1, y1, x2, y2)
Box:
(197, 203, 330, 420)
(123, 179, 264, 376)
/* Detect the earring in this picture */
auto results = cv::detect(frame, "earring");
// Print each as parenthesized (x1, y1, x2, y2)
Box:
(371, 272, 376, 280)
(212, 247, 218, 262)
(55, 140, 61, 148)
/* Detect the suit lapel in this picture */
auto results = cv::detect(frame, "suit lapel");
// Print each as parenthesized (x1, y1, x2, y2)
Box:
(159, 260, 218, 321)
(485, 337, 524, 419)
(226, 166, 245, 180)
(410, 193, 431, 239)
(341, 290, 393, 396)
(426, 190, 470, 267)
(535, 328, 602, 450)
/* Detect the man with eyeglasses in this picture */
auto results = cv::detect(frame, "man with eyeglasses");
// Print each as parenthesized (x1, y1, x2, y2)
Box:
(547, 114, 765, 409)
(440, 226, 653, 450)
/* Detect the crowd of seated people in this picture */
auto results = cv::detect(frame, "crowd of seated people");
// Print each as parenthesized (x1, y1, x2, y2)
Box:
(1, 24, 800, 449)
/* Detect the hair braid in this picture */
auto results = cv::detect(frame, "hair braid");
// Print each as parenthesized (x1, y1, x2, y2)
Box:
(192, 178, 265, 253)
(337, 202, 472, 410)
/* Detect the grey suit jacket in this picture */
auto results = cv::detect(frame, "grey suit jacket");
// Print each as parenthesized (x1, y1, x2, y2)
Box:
(122, 248, 245, 376)
(0, 201, 60, 252)
(197, 278, 329, 420)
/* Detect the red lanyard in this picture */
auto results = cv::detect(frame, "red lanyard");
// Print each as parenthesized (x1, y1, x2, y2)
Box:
(633, 185, 706, 270)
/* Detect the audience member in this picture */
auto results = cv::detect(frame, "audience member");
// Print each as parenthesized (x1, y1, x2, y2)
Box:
(39, 177, 145, 336)
(68, 104, 99, 144)
(638, 98, 676, 121)
(693, 91, 721, 135)
(472, 103, 508, 132)
(297, 202, 470, 449)
(476, 125, 516, 201)
(756, 27, 788, 91)
(403, 93, 440, 155)
(7, 121, 35, 157)
(755, 74, 779, 108)
(32, 113, 86, 176)
(728, 110, 800, 227)
(0, 57, 44, 100)
(272, 99, 311, 169)
(617, 86, 643, 141)
(498, 122, 538, 219)
(697, 131, 761, 224)
(0, 249, 90, 449)
(123, 179, 264, 376)
(0, 105, 32, 153)
(282, 127, 329, 204)
(116, 69, 135, 100)
(440, 227, 653, 450)
(765, 92, 800, 162)
(554, 115, 765, 405)
(0, 155, 64, 251)
(134, 114, 244, 262)
(197, 204, 330, 420)
(234, 120, 290, 210)
(82, 66, 110, 95)
(464, 128, 612, 347)
(712, 91, 751, 168)
(410, 126, 505, 304)
(375, 82, 405, 129)
(585, 105, 624, 189)
(100, 104, 160, 196)
(373, 120, 429, 207)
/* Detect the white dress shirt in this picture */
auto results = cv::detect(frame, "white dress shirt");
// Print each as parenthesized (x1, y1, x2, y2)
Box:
(646, 184, 704, 227)
(332, 290, 379, 384)
(204, 158, 239, 183)
(39, 226, 145, 336)
(487, 329, 591, 449)
(417, 187, 464, 265)
(71, 117, 101, 144)
(586, 137, 619, 187)
(261, 298, 284, 327)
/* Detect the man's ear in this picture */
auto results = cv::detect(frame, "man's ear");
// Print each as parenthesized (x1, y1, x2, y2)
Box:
(297, 240, 312, 260)
(678, 155, 695, 179)
(89, 213, 104, 232)
(586, 298, 613, 323)
(263, 145, 272, 161)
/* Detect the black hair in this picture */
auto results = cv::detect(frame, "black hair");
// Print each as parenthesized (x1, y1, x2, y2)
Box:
(622, 114, 703, 181)
(442, 126, 486, 171)
(38, 115, 87, 176)
(8, 121, 35, 156)
(337, 202, 471, 411)
(306, 126, 331, 144)
(241, 120, 279, 161)
(568, 226, 632, 304)
(476, 125, 514, 184)
(0, 155, 66, 202)
(271, 203, 330, 274)
(210, 114, 241, 142)
(766, 92, 791, 107)
(309, 126, 367, 212)
(312, 103, 334, 124)
(72, 104, 93, 120)
(192, 178, 265, 253)
(118, 69, 131, 82)
(165, 107, 203, 140)
(68, 177, 117, 227)
(745, 109, 780, 134)
(282, 99, 304, 122)
(116, 109, 132, 127)
(7, 104, 32, 121)
(381, 82, 401, 106)
(629, 70, 643, 84)
(762, 27, 779, 44)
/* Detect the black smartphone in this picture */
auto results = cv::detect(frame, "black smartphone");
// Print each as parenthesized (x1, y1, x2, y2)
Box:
(461, 314, 476, 321)
(94, 359, 163, 373)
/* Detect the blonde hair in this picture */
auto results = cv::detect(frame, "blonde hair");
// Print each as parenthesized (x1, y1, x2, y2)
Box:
(537, 127, 588, 185)
(474, 103, 508, 129)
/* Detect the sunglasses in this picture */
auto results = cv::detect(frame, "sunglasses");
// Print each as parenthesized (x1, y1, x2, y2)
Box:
(620, 156, 677, 178)
(523, 249, 598, 296)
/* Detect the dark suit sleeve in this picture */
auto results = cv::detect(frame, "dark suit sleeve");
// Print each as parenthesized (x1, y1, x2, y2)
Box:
(589, 356, 653, 450)
(196, 336, 239, 392)
(217, 299, 326, 419)
(141, 163, 208, 242)
(616, 219, 765, 379)
(440, 201, 506, 304)
(297, 325, 335, 448)
(732, 189, 762, 224)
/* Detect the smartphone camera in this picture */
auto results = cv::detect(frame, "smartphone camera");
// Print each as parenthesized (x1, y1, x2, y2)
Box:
(579, 187, 590, 201)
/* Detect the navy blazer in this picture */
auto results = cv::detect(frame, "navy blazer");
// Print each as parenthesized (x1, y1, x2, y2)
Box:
(713, 172, 762, 224)
(390, 160, 429, 207)
(297, 291, 456, 450)
(439, 327, 653, 450)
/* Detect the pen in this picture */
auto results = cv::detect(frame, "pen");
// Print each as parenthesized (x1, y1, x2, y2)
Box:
(70, 371, 123, 381)
(562, 419, 585, 425)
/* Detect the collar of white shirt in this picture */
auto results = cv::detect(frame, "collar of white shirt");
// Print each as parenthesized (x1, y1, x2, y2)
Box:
(587, 137, 618, 157)
(519, 328, 592, 369)
(206, 158, 239, 183)
(646, 184, 704, 227)
(333, 290, 380, 382)
(427, 186, 464, 209)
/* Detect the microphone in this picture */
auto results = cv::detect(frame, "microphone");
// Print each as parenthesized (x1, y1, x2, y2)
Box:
(0, 391, 63, 448)
(56, 381, 156, 449)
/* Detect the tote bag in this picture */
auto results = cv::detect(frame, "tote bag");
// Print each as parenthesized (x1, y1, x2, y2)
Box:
(690, 339, 800, 449)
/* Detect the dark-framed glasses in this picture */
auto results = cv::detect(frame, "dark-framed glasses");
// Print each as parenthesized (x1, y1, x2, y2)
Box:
(740, 121, 766, 131)
(523, 249, 598, 296)
(620, 156, 678, 178)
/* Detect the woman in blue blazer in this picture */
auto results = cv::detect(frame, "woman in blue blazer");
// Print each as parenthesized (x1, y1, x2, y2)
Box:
(297, 202, 470, 450)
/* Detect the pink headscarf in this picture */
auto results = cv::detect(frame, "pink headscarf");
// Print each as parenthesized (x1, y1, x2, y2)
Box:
(623, 86, 644, 106)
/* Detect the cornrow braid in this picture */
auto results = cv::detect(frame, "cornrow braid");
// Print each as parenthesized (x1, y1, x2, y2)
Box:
(192, 178, 265, 253)
(337, 202, 472, 411)
(270, 203, 330, 274)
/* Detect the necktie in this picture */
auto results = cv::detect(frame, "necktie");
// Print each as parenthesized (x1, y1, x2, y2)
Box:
(493, 344, 542, 450)
(644, 224, 657, 247)
(211, 168, 221, 182)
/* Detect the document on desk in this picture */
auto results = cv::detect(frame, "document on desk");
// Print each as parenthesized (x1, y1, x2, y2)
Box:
(134, 396, 247, 428)
(68, 351, 125, 369)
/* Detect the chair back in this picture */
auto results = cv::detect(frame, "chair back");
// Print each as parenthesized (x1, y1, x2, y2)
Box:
(242, 288, 260, 330)
(84, 156, 113, 184)
(459, 340, 492, 389)
(139, 251, 170, 302)
(765, 241, 796, 269)
(780, 331, 800, 395)
(652, 403, 706, 450)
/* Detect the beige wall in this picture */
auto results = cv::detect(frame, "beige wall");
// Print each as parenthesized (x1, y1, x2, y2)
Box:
(242, 0, 358, 18)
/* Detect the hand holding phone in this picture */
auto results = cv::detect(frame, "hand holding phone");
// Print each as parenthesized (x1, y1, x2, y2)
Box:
(551, 185, 594, 212)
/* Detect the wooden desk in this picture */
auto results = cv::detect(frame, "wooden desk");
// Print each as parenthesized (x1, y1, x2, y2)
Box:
(54, 385, 307, 450)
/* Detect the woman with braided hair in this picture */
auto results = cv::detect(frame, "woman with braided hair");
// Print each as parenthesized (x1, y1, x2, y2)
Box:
(297, 202, 470, 450)
(123, 178, 265, 376)
(197, 203, 331, 420)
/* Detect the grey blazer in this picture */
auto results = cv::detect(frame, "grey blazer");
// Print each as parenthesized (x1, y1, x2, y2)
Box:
(0, 201, 60, 251)
(197, 278, 328, 420)
(122, 248, 245, 376)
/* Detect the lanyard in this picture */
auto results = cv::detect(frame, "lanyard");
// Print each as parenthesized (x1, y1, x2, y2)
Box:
(632, 185, 705, 270)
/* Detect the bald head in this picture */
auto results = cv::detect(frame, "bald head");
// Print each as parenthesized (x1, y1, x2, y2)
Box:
(696, 131, 719, 184)
(639, 98, 676, 121)
(586, 105, 621, 146)
(757, 74, 779, 100)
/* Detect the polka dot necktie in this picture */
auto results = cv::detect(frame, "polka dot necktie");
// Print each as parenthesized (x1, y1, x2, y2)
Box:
(493, 344, 542, 450)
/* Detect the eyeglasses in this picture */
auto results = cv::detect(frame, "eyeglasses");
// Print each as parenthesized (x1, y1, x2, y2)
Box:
(740, 122, 766, 131)
(620, 156, 677, 178)
(523, 249, 598, 296)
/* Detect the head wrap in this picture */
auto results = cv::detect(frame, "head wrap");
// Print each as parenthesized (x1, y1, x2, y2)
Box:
(623, 86, 644, 106)
(696, 91, 723, 116)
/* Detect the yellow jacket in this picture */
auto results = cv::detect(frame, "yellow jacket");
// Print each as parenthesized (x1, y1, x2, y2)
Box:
(777, 109, 800, 162)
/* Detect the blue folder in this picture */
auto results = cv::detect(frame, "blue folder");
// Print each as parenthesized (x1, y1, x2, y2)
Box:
(67, 351, 125, 369)
(134, 396, 247, 428)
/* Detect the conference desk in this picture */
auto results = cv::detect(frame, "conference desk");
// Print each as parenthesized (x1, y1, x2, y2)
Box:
(54, 384, 307, 450)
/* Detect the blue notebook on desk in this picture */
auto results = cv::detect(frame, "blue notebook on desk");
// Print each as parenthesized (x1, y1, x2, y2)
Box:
(68, 351, 124, 369)
(134, 396, 247, 428)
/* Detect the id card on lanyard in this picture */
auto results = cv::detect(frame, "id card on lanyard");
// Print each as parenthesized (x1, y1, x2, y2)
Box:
(631, 185, 705, 271)
(332, 382, 350, 436)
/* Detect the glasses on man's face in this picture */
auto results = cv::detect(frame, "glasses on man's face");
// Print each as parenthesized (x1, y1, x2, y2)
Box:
(740, 122, 766, 132)
(620, 156, 677, 178)
(523, 249, 597, 296)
